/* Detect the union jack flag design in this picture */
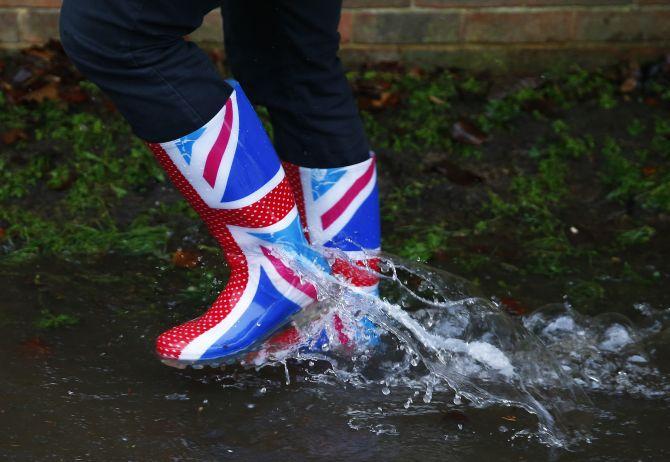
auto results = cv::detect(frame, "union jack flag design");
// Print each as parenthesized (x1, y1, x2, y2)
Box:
(284, 156, 382, 348)
(147, 81, 327, 363)
(285, 156, 381, 291)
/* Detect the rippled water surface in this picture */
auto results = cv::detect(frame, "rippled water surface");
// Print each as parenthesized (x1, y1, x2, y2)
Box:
(1, 255, 669, 461)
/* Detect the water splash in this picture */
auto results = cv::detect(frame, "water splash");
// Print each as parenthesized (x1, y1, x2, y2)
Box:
(235, 247, 669, 448)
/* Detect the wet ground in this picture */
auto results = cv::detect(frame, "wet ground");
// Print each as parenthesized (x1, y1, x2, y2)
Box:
(1, 257, 669, 461)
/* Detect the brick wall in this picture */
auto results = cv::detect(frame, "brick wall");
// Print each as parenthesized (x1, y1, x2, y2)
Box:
(1, 0, 669, 71)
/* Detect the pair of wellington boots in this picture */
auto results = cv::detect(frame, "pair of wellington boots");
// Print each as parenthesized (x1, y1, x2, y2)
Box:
(146, 81, 381, 366)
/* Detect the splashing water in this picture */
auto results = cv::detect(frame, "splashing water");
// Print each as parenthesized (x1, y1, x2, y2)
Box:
(237, 246, 669, 448)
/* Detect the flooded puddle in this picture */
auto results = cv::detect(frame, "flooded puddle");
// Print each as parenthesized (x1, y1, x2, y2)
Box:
(1, 254, 669, 461)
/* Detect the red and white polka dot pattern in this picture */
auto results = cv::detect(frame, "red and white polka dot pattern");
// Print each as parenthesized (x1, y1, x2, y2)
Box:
(147, 142, 300, 360)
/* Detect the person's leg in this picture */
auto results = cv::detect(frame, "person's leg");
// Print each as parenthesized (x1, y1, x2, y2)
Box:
(60, 0, 231, 142)
(221, 0, 381, 349)
(221, 0, 370, 168)
(60, 0, 328, 365)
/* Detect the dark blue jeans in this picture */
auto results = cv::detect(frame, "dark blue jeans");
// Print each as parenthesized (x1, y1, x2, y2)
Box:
(59, 0, 369, 168)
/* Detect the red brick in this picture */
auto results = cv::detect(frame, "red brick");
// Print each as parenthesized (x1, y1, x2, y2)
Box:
(575, 10, 670, 42)
(352, 11, 461, 44)
(416, 0, 631, 6)
(339, 10, 353, 44)
(341, 42, 669, 73)
(463, 10, 575, 43)
(0, 9, 20, 42)
(0, 1, 61, 6)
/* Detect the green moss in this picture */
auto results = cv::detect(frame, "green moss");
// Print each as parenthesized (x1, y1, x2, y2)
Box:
(35, 309, 79, 330)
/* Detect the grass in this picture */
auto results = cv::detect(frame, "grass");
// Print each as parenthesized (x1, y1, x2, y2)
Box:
(35, 309, 79, 330)
(0, 87, 173, 262)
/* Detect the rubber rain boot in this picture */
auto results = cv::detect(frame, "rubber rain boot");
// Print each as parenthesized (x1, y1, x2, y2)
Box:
(283, 154, 382, 348)
(147, 81, 328, 367)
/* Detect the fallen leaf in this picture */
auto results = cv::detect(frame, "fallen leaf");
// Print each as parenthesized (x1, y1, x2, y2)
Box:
(642, 166, 658, 177)
(619, 76, 637, 93)
(19, 337, 53, 358)
(371, 91, 399, 110)
(23, 46, 57, 62)
(451, 118, 487, 146)
(432, 249, 451, 263)
(21, 82, 60, 103)
(171, 249, 202, 268)
(500, 297, 528, 316)
(644, 96, 660, 107)
(103, 99, 118, 113)
(428, 95, 446, 105)
(59, 86, 88, 104)
(408, 66, 424, 79)
(430, 158, 484, 186)
(522, 97, 557, 116)
(502, 415, 517, 422)
(1, 128, 28, 145)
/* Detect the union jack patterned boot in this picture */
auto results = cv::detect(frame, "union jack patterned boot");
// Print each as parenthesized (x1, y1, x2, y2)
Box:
(283, 154, 382, 348)
(146, 81, 328, 366)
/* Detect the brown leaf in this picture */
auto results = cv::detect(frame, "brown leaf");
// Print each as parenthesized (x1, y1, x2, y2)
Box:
(428, 95, 446, 106)
(642, 166, 658, 177)
(451, 118, 487, 146)
(1, 128, 28, 145)
(60, 86, 88, 104)
(408, 66, 424, 79)
(522, 97, 557, 116)
(501, 415, 517, 422)
(431, 159, 484, 186)
(432, 249, 451, 263)
(171, 249, 202, 269)
(644, 96, 660, 107)
(500, 297, 528, 316)
(21, 82, 60, 103)
(103, 99, 118, 113)
(19, 337, 53, 358)
(619, 76, 637, 93)
(0, 227, 5, 240)
(370, 91, 399, 110)
(23, 46, 57, 62)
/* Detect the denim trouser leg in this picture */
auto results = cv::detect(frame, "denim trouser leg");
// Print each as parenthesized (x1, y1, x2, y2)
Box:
(60, 0, 369, 167)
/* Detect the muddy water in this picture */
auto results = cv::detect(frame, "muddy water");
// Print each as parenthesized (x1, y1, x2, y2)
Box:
(1, 256, 669, 461)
